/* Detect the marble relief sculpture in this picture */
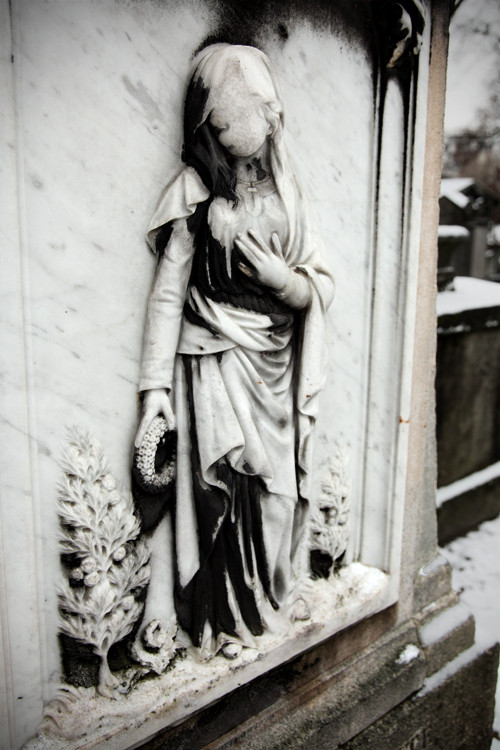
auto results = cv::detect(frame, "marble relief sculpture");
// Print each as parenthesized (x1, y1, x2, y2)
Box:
(134, 44, 335, 662)
(310, 451, 351, 579)
(57, 429, 152, 694)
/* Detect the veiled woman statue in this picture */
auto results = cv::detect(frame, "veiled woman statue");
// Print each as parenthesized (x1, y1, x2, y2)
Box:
(135, 44, 334, 661)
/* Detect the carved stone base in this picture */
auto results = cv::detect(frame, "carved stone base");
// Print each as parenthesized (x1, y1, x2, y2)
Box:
(134, 567, 498, 750)
(135, 609, 416, 749)
(137, 635, 498, 750)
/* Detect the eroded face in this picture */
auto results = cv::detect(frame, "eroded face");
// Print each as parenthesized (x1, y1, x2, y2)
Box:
(210, 97, 270, 159)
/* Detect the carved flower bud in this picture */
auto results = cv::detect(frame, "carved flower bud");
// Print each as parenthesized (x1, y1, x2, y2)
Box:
(67, 446, 81, 462)
(143, 619, 168, 649)
(122, 595, 135, 611)
(108, 490, 121, 505)
(101, 474, 116, 491)
(84, 571, 100, 587)
(80, 557, 97, 573)
(108, 608, 121, 625)
(69, 567, 84, 581)
(112, 546, 126, 562)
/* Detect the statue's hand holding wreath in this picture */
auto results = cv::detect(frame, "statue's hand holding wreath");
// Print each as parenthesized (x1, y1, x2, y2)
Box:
(135, 389, 176, 448)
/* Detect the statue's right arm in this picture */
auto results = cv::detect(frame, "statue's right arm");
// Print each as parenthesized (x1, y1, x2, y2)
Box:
(135, 218, 194, 446)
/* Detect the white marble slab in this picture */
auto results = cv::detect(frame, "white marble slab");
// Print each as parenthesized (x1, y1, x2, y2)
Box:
(0, 0, 431, 745)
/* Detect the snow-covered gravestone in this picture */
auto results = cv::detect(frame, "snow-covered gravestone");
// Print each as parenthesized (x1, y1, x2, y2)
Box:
(3, 1, 495, 749)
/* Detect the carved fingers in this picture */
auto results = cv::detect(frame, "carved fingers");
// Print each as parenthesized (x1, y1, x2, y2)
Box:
(135, 389, 175, 448)
(234, 230, 290, 291)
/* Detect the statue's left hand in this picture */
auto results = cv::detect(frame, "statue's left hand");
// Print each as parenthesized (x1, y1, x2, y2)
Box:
(235, 231, 292, 291)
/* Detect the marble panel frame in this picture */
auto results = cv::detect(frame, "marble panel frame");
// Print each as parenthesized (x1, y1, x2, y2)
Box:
(0, 1, 433, 747)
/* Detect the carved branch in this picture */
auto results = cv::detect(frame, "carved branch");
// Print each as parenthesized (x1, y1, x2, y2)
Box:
(309, 449, 352, 577)
(57, 427, 151, 697)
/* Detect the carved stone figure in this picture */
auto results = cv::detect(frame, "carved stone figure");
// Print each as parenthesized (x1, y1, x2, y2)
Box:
(135, 44, 334, 661)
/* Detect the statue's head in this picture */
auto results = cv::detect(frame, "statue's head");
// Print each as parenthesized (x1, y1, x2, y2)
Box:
(183, 44, 283, 201)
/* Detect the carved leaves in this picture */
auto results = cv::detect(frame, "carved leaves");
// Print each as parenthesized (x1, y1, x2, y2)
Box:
(310, 449, 352, 575)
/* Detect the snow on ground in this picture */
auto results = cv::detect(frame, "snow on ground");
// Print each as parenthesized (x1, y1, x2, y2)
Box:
(440, 515, 500, 747)
(437, 276, 500, 317)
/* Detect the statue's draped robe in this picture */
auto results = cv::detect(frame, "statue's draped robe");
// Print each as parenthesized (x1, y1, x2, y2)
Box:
(139, 163, 333, 656)
(139, 45, 333, 657)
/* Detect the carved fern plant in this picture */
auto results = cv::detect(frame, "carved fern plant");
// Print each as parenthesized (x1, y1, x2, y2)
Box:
(57, 427, 150, 696)
(310, 449, 351, 569)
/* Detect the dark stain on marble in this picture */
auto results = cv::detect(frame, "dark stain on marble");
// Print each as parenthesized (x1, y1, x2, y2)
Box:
(194, 0, 375, 55)
(122, 75, 163, 123)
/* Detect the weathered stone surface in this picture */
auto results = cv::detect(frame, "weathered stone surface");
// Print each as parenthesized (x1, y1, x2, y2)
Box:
(5, 0, 498, 746)
(139, 631, 498, 750)
(137, 562, 488, 750)
(418, 602, 475, 676)
(412, 555, 453, 613)
(339, 644, 499, 750)
(139, 616, 425, 750)
(414, 590, 459, 631)
(413, 562, 476, 678)
(2, 2, 440, 742)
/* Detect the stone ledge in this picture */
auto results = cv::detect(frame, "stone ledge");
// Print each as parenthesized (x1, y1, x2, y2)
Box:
(437, 304, 500, 336)
(140, 585, 484, 749)
(418, 601, 475, 676)
(437, 473, 500, 545)
(414, 589, 458, 630)
(141, 618, 425, 750)
(413, 554, 453, 613)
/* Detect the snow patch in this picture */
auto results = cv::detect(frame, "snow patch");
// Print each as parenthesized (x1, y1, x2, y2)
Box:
(489, 225, 500, 246)
(419, 602, 472, 647)
(436, 323, 470, 334)
(437, 460, 500, 507)
(396, 644, 421, 665)
(439, 516, 500, 740)
(440, 178, 475, 208)
(437, 276, 500, 317)
(438, 224, 470, 239)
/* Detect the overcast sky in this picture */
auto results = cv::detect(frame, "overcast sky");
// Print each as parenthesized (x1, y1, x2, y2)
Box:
(444, 0, 500, 134)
